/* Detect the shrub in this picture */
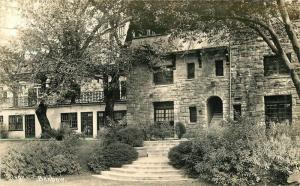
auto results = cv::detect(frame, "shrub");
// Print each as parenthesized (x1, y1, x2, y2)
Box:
(0, 125, 8, 139)
(170, 117, 300, 185)
(147, 122, 173, 140)
(1, 138, 81, 179)
(88, 142, 138, 173)
(117, 126, 144, 147)
(168, 141, 192, 169)
(175, 122, 186, 139)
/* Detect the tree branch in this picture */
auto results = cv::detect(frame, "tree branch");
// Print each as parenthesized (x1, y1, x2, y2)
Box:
(277, 0, 300, 63)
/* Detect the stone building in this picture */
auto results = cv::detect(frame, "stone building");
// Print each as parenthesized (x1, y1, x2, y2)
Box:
(126, 33, 300, 131)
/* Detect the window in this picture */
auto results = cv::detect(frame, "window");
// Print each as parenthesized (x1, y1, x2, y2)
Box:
(153, 67, 174, 85)
(9, 115, 23, 131)
(233, 104, 242, 121)
(61, 113, 78, 129)
(120, 81, 126, 100)
(154, 101, 174, 124)
(97, 112, 104, 130)
(264, 55, 290, 76)
(187, 63, 195, 79)
(0, 116, 3, 126)
(215, 60, 224, 76)
(114, 111, 127, 121)
(189, 107, 197, 122)
(265, 95, 292, 124)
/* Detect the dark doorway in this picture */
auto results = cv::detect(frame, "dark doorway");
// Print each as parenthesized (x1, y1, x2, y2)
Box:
(207, 96, 223, 125)
(25, 115, 35, 138)
(81, 112, 93, 137)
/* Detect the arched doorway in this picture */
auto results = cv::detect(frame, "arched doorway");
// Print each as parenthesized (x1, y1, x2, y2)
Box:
(207, 96, 223, 125)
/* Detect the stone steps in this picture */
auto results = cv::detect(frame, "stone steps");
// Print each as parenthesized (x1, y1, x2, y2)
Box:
(93, 139, 191, 182)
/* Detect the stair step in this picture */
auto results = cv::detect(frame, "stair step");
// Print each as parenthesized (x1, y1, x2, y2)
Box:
(98, 172, 187, 181)
(122, 164, 172, 169)
(109, 167, 181, 174)
(93, 174, 191, 182)
(102, 171, 183, 178)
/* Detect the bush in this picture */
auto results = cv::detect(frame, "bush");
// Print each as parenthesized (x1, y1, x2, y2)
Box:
(175, 122, 186, 139)
(1, 137, 81, 179)
(147, 122, 173, 140)
(169, 117, 300, 185)
(117, 126, 144, 147)
(88, 142, 138, 173)
(0, 125, 8, 139)
(168, 141, 192, 169)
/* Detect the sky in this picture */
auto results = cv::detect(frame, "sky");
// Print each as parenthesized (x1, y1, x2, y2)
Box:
(0, 0, 22, 46)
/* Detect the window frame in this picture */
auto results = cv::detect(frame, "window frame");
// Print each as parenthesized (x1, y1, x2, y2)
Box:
(153, 66, 174, 85)
(187, 63, 195, 79)
(189, 106, 197, 123)
(9, 115, 23, 131)
(61, 112, 78, 129)
(154, 101, 174, 123)
(265, 95, 292, 124)
(215, 60, 224, 76)
(263, 54, 291, 76)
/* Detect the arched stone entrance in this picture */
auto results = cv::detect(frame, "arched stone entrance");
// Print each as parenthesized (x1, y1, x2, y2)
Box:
(207, 96, 223, 125)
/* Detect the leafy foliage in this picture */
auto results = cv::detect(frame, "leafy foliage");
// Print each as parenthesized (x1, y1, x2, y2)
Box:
(168, 117, 300, 185)
(0, 125, 8, 139)
(88, 142, 138, 173)
(175, 122, 186, 139)
(117, 126, 144, 147)
(1, 135, 81, 179)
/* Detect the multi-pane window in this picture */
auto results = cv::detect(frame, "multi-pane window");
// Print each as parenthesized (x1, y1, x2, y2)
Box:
(264, 55, 290, 76)
(153, 67, 174, 85)
(215, 60, 224, 76)
(61, 113, 78, 129)
(9, 115, 23, 131)
(187, 63, 195, 79)
(189, 107, 197, 122)
(265, 95, 292, 124)
(97, 112, 105, 130)
(154, 102, 174, 123)
(233, 104, 242, 121)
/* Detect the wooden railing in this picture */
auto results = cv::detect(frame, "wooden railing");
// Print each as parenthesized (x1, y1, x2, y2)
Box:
(1, 91, 126, 108)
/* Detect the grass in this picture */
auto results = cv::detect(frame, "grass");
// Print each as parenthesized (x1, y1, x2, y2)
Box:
(1, 174, 208, 186)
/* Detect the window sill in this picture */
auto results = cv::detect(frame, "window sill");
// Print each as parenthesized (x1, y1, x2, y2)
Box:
(186, 78, 194, 81)
(189, 122, 197, 125)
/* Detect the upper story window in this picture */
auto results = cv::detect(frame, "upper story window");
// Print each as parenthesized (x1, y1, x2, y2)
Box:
(264, 54, 290, 76)
(61, 112, 78, 129)
(153, 66, 174, 85)
(9, 115, 23, 131)
(189, 106, 197, 122)
(187, 63, 195, 79)
(215, 60, 224, 76)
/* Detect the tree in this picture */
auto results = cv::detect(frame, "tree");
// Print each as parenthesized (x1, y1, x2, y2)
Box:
(0, 0, 147, 136)
(129, 0, 300, 97)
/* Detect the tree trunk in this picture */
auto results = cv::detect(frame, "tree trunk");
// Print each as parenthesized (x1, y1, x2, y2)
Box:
(35, 73, 52, 137)
(35, 101, 51, 138)
(103, 73, 120, 126)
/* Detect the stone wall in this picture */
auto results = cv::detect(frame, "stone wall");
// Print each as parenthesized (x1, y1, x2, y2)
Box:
(127, 38, 300, 130)
(127, 47, 231, 129)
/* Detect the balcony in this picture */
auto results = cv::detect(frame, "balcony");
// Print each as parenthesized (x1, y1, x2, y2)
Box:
(1, 91, 126, 108)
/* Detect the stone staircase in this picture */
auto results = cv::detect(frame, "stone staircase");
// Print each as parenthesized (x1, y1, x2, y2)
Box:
(209, 113, 223, 126)
(93, 139, 191, 182)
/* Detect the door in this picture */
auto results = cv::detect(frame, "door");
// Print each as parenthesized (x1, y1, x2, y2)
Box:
(81, 112, 93, 137)
(25, 115, 35, 138)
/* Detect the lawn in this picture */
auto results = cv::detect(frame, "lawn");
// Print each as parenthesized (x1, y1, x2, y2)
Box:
(0, 174, 207, 186)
